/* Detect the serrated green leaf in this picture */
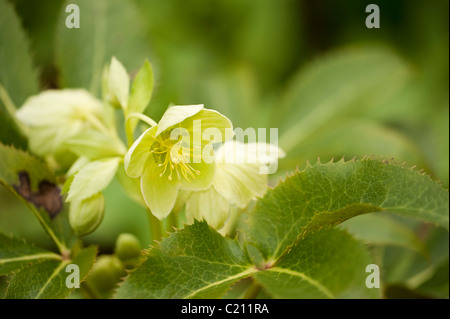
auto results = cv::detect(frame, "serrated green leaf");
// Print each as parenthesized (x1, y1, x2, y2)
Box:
(56, 0, 152, 97)
(0, 232, 61, 275)
(0, 0, 39, 149)
(247, 159, 449, 261)
(5, 246, 96, 299)
(115, 221, 257, 299)
(0, 143, 74, 252)
(254, 229, 373, 299)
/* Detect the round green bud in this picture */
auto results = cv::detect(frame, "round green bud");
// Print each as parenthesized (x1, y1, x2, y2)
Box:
(88, 255, 125, 292)
(69, 192, 105, 236)
(115, 233, 141, 266)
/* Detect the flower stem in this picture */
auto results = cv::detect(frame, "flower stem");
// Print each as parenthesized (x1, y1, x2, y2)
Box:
(167, 211, 178, 231)
(81, 281, 100, 299)
(125, 112, 158, 146)
(84, 112, 111, 136)
(243, 279, 262, 299)
(0, 84, 28, 134)
(148, 210, 163, 242)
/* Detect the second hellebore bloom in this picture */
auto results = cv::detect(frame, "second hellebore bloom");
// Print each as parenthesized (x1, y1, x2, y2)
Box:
(124, 104, 233, 219)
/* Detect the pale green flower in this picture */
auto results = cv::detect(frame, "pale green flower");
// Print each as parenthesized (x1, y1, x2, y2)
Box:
(124, 104, 233, 219)
(185, 140, 285, 230)
(16, 89, 124, 157)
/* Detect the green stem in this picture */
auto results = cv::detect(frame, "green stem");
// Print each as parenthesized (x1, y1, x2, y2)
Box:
(81, 281, 101, 299)
(84, 112, 111, 136)
(125, 112, 158, 146)
(19, 197, 69, 255)
(148, 210, 163, 242)
(167, 212, 178, 231)
(0, 84, 28, 134)
(243, 279, 262, 299)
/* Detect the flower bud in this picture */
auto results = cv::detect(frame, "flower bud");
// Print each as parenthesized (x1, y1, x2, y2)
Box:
(87, 255, 125, 293)
(115, 233, 141, 267)
(69, 192, 105, 236)
(103, 57, 129, 110)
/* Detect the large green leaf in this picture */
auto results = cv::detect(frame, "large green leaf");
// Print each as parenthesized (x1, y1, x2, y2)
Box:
(56, 0, 152, 96)
(0, 143, 74, 253)
(0, 232, 61, 275)
(0, 0, 39, 149)
(254, 229, 373, 299)
(115, 220, 376, 299)
(247, 158, 449, 261)
(5, 246, 97, 299)
(339, 213, 428, 256)
(279, 118, 427, 172)
(115, 220, 257, 299)
(276, 48, 411, 154)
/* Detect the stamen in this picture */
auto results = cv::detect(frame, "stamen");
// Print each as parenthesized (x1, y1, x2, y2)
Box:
(151, 134, 205, 183)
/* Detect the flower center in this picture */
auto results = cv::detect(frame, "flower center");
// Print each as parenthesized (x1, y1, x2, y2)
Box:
(150, 134, 200, 182)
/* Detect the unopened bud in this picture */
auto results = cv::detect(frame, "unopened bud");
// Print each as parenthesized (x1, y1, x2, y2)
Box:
(115, 233, 141, 267)
(69, 192, 105, 236)
(103, 57, 129, 110)
(87, 255, 125, 292)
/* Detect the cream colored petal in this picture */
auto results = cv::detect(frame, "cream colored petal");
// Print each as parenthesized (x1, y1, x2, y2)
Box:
(155, 104, 204, 136)
(140, 155, 180, 220)
(213, 162, 268, 209)
(124, 126, 158, 178)
(185, 187, 230, 230)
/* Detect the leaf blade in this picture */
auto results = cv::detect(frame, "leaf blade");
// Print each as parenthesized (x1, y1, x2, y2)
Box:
(0, 0, 39, 149)
(0, 232, 61, 275)
(115, 221, 256, 299)
(247, 158, 449, 261)
(254, 229, 374, 299)
(56, 0, 152, 96)
(0, 143, 73, 252)
(5, 246, 97, 299)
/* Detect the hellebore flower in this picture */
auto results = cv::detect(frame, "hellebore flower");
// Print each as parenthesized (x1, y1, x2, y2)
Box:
(124, 104, 233, 219)
(16, 89, 123, 157)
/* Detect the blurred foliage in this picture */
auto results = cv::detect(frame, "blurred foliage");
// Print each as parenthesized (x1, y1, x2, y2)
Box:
(0, 0, 448, 298)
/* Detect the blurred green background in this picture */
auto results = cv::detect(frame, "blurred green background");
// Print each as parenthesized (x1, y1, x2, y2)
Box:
(0, 0, 448, 298)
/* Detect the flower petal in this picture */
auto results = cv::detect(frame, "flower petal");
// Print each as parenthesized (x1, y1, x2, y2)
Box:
(179, 162, 215, 191)
(215, 140, 285, 175)
(155, 104, 204, 137)
(185, 187, 230, 230)
(124, 126, 157, 178)
(17, 89, 102, 126)
(215, 141, 285, 164)
(140, 156, 180, 220)
(183, 109, 234, 143)
(213, 162, 267, 209)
